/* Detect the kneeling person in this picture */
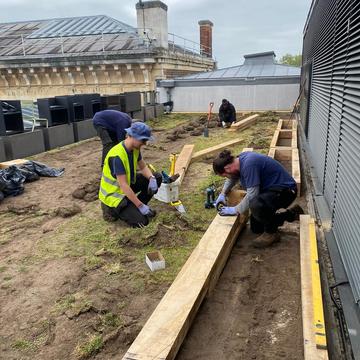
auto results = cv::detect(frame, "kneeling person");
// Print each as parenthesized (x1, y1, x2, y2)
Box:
(213, 150, 304, 247)
(99, 122, 162, 228)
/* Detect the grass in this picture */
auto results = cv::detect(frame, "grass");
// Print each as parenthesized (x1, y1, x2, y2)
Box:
(147, 113, 199, 130)
(12, 339, 35, 351)
(74, 334, 103, 359)
(54, 294, 76, 313)
(102, 312, 122, 328)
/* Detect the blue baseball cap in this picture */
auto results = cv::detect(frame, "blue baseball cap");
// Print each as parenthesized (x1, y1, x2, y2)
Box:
(125, 122, 154, 141)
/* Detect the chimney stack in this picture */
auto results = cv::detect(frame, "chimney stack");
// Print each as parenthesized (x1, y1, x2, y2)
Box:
(136, 1, 168, 49)
(198, 20, 213, 57)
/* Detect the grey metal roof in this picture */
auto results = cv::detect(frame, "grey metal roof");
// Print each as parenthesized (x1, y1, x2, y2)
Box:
(170, 51, 300, 81)
(0, 15, 152, 59)
(26, 15, 136, 38)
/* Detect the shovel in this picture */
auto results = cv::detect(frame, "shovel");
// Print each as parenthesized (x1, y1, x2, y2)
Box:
(203, 102, 214, 137)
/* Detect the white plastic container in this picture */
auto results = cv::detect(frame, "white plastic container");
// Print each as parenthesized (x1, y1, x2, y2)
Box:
(145, 251, 165, 272)
(154, 180, 179, 203)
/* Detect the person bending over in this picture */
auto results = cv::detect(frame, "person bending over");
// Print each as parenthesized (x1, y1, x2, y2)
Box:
(213, 150, 304, 247)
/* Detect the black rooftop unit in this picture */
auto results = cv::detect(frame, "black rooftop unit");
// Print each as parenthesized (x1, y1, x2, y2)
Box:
(120, 92, 141, 113)
(55, 95, 85, 122)
(0, 100, 24, 136)
(37, 98, 69, 127)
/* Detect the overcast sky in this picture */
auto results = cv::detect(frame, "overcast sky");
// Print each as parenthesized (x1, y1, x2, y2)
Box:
(0, 0, 312, 68)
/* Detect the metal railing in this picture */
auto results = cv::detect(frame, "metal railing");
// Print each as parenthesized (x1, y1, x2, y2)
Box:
(167, 32, 213, 60)
(0, 29, 214, 61)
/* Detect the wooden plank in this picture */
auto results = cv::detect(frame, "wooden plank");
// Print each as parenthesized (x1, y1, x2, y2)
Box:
(270, 129, 280, 148)
(309, 218, 327, 349)
(123, 149, 252, 360)
(228, 114, 259, 132)
(270, 128, 297, 148)
(268, 148, 292, 162)
(300, 215, 328, 360)
(268, 147, 301, 197)
(174, 144, 194, 185)
(242, 147, 253, 152)
(277, 119, 298, 131)
(292, 148, 301, 196)
(0, 159, 29, 169)
(191, 138, 243, 163)
(123, 204, 248, 360)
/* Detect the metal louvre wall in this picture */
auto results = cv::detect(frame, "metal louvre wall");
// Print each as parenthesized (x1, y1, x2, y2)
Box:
(332, 1, 360, 302)
(303, 0, 360, 303)
(324, 0, 351, 210)
(306, 0, 337, 187)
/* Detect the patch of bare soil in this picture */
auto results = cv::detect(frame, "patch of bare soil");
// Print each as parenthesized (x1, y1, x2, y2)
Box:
(177, 221, 304, 360)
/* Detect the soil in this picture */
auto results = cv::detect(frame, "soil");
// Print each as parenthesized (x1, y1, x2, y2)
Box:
(0, 112, 304, 360)
(177, 222, 305, 360)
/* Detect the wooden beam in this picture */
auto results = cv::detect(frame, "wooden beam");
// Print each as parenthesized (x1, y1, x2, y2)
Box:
(268, 147, 301, 196)
(292, 148, 301, 196)
(191, 138, 243, 163)
(270, 129, 297, 148)
(0, 159, 29, 169)
(228, 114, 259, 132)
(123, 198, 248, 360)
(300, 215, 328, 360)
(277, 119, 298, 131)
(174, 144, 194, 185)
(123, 149, 252, 360)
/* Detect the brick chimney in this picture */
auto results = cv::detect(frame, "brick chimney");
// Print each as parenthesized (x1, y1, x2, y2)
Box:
(198, 20, 213, 57)
(136, 1, 168, 49)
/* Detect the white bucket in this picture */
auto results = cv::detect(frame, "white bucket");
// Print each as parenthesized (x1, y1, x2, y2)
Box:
(154, 180, 179, 203)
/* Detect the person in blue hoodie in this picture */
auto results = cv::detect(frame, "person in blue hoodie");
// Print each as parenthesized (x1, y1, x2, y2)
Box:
(213, 149, 304, 247)
(93, 110, 132, 165)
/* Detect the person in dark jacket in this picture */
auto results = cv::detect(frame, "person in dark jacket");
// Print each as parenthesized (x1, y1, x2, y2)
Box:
(213, 150, 304, 248)
(218, 99, 236, 127)
(93, 110, 132, 165)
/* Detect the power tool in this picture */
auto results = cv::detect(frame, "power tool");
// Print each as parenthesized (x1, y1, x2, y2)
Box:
(204, 185, 216, 209)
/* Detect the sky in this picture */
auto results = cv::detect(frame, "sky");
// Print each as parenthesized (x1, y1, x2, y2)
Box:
(0, 0, 312, 68)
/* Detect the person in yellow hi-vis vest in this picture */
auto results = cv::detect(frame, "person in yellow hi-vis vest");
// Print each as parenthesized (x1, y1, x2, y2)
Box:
(99, 122, 162, 228)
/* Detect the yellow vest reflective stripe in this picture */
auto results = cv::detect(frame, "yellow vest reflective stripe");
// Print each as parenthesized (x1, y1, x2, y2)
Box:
(98, 142, 139, 208)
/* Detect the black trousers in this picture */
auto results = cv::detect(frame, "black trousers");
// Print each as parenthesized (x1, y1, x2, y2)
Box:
(103, 173, 162, 228)
(94, 125, 119, 166)
(249, 187, 297, 234)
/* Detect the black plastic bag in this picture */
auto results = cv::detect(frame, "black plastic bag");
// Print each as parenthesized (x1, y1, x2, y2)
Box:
(0, 161, 64, 200)
(20, 161, 65, 177)
(0, 166, 26, 197)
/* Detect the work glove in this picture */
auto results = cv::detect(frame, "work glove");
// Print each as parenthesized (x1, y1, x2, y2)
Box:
(215, 193, 226, 208)
(148, 176, 158, 195)
(219, 206, 238, 216)
(138, 204, 156, 218)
